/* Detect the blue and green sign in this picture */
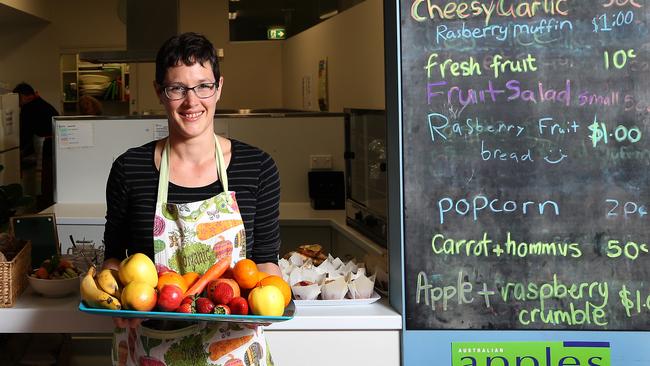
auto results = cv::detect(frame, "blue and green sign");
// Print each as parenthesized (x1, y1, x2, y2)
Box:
(452, 341, 610, 366)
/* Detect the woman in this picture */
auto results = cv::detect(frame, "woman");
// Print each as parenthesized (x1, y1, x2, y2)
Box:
(103, 32, 281, 366)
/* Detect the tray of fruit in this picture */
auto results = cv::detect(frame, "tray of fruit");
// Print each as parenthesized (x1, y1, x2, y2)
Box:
(78, 254, 295, 323)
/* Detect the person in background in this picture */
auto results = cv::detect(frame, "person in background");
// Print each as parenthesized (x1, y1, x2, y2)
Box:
(78, 95, 103, 115)
(12, 83, 59, 210)
(102, 32, 281, 365)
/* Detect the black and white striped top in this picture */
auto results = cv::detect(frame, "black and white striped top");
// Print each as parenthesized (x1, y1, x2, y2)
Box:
(103, 139, 281, 264)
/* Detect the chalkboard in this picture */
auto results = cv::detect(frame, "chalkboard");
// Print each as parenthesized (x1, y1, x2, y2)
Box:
(401, 1, 650, 330)
(11, 214, 59, 268)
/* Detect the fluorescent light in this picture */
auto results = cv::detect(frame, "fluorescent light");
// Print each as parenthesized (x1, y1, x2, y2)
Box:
(319, 10, 338, 20)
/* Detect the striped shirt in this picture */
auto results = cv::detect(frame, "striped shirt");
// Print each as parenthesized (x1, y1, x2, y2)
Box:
(103, 139, 281, 264)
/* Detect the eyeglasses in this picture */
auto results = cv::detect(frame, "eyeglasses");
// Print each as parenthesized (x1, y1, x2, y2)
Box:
(162, 82, 218, 101)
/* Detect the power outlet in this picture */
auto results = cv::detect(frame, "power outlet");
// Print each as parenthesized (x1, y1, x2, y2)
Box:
(310, 154, 332, 170)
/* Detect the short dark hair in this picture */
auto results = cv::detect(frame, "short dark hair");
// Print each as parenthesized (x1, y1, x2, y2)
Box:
(155, 32, 220, 85)
(13, 82, 35, 96)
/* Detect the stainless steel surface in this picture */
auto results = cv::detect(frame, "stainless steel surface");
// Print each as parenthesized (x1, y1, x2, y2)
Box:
(79, 0, 178, 63)
(344, 109, 388, 246)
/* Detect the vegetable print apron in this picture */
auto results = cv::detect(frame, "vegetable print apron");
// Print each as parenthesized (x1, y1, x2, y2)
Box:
(112, 136, 274, 366)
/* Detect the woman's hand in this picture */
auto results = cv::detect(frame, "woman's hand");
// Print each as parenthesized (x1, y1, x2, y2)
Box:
(256, 262, 281, 277)
(113, 317, 144, 328)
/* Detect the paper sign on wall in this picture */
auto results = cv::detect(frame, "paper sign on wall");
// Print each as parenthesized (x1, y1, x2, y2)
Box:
(154, 123, 169, 140)
(57, 122, 94, 149)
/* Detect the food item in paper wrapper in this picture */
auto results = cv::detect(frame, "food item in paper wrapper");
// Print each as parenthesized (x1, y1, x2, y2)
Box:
(315, 257, 341, 277)
(348, 271, 376, 299)
(320, 275, 349, 300)
(282, 251, 309, 266)
(338, 260, 360, 276)
(288, 267, 325, 288)
(281, 247, 384, 301)
(291, 280, 322, 300)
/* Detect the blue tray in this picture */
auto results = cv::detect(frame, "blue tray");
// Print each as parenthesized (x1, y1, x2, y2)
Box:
(79, 300, 295, 323)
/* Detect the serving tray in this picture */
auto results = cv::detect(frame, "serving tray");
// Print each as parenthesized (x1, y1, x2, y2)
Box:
(293, 291, 380, 306)
(79, 300, 295, 323)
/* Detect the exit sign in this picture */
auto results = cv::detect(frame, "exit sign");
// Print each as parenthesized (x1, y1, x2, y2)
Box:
(267, 27, 286, 40)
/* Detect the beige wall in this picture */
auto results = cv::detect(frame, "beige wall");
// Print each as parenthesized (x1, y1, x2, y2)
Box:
(282, 0, 385, 112)
(0, 0, 383, 113)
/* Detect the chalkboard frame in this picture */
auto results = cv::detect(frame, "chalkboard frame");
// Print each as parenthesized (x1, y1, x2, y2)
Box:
(11, 214, 60, 268)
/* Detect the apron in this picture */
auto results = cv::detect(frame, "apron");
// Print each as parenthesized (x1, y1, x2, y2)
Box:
(112, 136, 274, 366)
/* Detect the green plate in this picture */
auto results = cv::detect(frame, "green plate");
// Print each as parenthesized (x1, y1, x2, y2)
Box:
(79, 300, 295, 323)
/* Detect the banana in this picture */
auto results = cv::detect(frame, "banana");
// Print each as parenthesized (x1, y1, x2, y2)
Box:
(80, 266, 122, 310)
(96, 268, 122, 298)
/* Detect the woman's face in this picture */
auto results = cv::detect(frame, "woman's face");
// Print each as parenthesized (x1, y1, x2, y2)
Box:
(156, 62, 223, 140)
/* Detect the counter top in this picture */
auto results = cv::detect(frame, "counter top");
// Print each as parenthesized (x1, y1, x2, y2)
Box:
(5, 203, 400, 333)
(2, 287, 400, 333)
(43, 202, 386, 256)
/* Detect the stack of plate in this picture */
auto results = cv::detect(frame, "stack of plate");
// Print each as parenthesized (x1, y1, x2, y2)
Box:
(78, 74, 111, 97)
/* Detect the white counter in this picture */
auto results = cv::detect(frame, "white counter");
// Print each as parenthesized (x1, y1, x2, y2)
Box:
(7, 203, 401, 365)
(6, 202, 400, 333)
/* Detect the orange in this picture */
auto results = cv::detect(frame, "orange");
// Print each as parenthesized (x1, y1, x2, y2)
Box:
(232, 259, 259, 289)
(182, 272, 200, 289)
(256, 271, 271, 283)
(157, 271, 188, 294)
(259, 275, 292, 307)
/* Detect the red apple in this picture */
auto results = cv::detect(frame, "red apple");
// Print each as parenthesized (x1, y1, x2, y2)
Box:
(157, 284, 183, 312)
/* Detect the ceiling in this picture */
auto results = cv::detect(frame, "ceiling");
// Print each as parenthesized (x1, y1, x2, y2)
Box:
(228, 0, 365, 41)
(0, 3, 48, 26)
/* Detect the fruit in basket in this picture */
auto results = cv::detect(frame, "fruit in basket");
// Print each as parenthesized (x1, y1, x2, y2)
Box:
(118, 253, 158, 288)
(157, 284, 183, 312)
(259, 275, 292, 307)
(207, 281, 234, 305)
(210, 278, 240, 298)
(247, 285, 285, 316)
(31, 255, 82, 280)
(96, 268, 122, 297)
(232, 259, 259, 289)
(227, 296, 249, 315)
(213, 304, 231, 315)
(80, 266, 122, 310)
(182, 271, 200, 288)
(121, 281, 157, 311)
(157, 271, 188, 294)
(195, 297, 215, 314)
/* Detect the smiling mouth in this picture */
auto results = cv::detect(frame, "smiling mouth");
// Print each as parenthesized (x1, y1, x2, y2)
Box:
(181, 111, 204, 121)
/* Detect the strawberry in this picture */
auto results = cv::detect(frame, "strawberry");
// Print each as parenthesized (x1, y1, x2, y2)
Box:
(228, 296, 249, 315)
(208, 282, 234, 305)
(195, 297, 215, 314)
(176, 302, 193, 313)
(213, 304, 231, 315)
(181, 296, 194, 305)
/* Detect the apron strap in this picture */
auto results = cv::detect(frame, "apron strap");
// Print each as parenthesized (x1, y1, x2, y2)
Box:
(156, 134, 228, 203)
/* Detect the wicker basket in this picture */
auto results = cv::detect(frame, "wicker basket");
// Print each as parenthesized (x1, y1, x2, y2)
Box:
(0, 241, 31, 308)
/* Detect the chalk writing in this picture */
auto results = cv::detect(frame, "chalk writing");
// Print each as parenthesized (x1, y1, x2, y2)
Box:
(410, 0, 569, 25)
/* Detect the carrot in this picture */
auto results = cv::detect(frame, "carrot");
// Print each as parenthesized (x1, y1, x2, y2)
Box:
(209, 335, 253, 361)
(196, 220, 241, 240)
(184, 256, 231, 297)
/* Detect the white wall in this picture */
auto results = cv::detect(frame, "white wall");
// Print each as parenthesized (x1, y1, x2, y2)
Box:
(282, 0, 385, 112)
(0, 0, 383, 113)
(0, 0, 284, 114)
